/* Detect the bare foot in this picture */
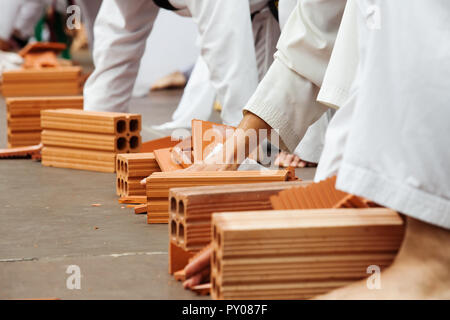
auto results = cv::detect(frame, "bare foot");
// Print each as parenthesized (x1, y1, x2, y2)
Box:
(150, 71, 187, 91)
(274, 151, 317, 168)
(316, 217, 450, 299)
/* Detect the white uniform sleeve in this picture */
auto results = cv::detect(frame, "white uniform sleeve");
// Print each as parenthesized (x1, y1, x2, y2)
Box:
(185, 0, 259, 126)
(244, 0, 346, 152)
(83, 0, 159, 112)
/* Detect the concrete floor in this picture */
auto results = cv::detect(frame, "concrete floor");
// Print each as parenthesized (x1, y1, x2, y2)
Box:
(0, 90, 315, 299)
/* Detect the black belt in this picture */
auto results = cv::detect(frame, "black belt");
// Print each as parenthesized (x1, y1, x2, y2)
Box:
(154, 0, 278, 21)
(152, 0, 179, 11)
(268, 0, 279, 22)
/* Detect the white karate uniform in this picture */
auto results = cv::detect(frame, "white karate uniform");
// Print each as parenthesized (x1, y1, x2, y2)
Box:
(318, 0, 450, 229)
(158, 0, 280, 129)
(0, 0, 24, 40)
(77, 0, 102, 51)
(13, 0, 45, 40)
(315, 0, 359, 178)
(244, 0, 346, 153)
(247, 0, 450, 229)
(84, 0, 278, 127)
(153, 55, 215, 130)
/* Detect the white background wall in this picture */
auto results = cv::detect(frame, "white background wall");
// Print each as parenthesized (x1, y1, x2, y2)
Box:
(132, 9, 199, 97)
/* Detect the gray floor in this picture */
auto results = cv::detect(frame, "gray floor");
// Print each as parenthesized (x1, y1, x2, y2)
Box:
(0, 90, 315, 300)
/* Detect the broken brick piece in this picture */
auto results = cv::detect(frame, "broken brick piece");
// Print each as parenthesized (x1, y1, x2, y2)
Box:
(18, 42, 66, 57)
(154, 148, 184, 172)
(118, 196, 147, 204)
(0, 143, 42, 159)
(270, 176, 373, 210)
(6, 96, 83, 148)
(191, 283, 211, 296)
(174, 269, 186, 282)
(169, 240, 195, 275)
(141, 136, 181, 153)
(134, 204, 147, 215)
(191, 119, 236, 164)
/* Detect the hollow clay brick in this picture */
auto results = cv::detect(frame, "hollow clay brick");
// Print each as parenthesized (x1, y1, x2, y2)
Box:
(42, 146, 116, 173)
(22, 51, 59, 69)
(7, 116, 41, 132)
(116, 153, 159, 178)
(146, 170, 291, 224)
(41, 109, 129, 136)
(7, 131, 41, 148)
(40, 109, 142, 172)
(6, 96, 83, 148)
(211, 208, 405, 300)
(42, 129, 129, 152)
(1, 66, 82, 97)
(116, 153, 160, 197)
(169, 181, 311, 251)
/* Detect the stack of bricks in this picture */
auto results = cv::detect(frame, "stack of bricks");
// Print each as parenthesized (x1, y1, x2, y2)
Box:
(210, 208, 405, 300)
(1, 66, 82, 97)
(146, 170, 293, 224)
(116, 153, 161, 197)
(5, 96, 83, 148)
(169, 181, 310, 252)
(41, 109, 141, 172)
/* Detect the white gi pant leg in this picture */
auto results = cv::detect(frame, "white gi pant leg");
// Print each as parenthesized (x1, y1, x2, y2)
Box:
(83, 0, 160, 113)
(153, 55, 215, 130)
(0, 0, 22, 40)
(77, 0, 102, 51)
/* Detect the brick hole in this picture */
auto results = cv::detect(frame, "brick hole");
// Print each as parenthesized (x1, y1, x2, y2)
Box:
(178, 223, 185, 243)
(217, 232, 221, 248)
(129, 136, 139, 149)
(170, 197, 177, 212)
(129, 119, 139, 132)
(117, 137, 127, 151)
(170, 220, 177, 240)
(212, 249, 217, 268)
(116, 120, 126, 133)
(178, 200, 185, 217)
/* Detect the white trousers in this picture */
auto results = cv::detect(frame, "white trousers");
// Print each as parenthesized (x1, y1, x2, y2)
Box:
(159, 5, 280, 129)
